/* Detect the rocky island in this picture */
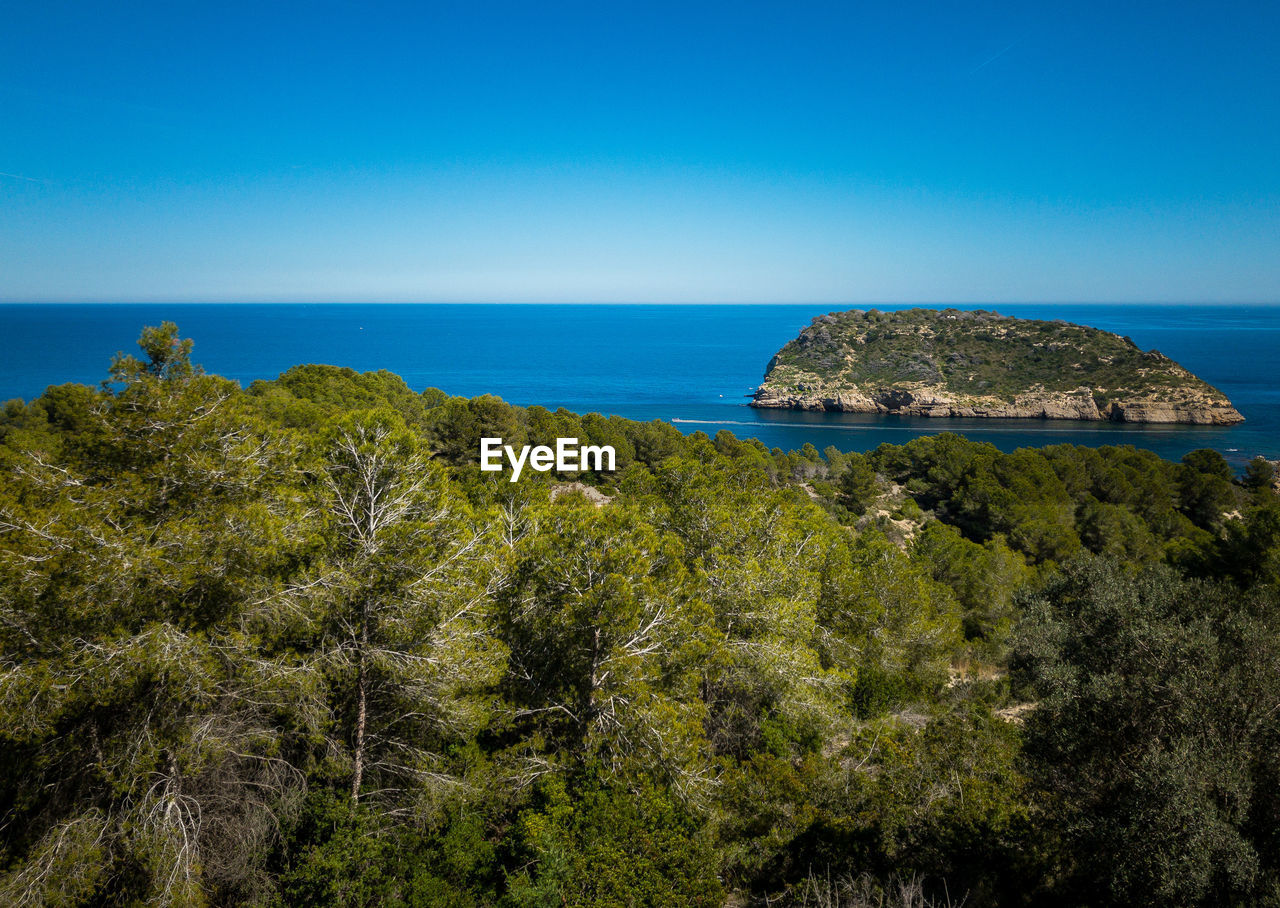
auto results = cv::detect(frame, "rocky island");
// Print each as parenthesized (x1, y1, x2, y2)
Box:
(752, 308, 1244, 424)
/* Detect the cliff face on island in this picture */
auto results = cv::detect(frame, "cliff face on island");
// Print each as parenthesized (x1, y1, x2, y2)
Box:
(752, 308, 1244, 425)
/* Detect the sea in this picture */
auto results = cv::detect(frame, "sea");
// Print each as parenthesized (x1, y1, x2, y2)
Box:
(1, 303, 1277, 467)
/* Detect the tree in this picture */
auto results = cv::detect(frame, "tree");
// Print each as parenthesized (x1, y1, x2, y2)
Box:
(290, 409, 505, 807)
(1214, 503, 1280, 589)
(504, 774, 723, 907)
(818, 531, 961, 715)
(108, 320, 195, 383)
(838, 452, 879, 515)
(0, 325, 314, 904)
(952, 449, 1081, 563)
(428, 394, 524, 465)
(496, 501, 716, 793)
(913, 521, 1029, 645)
(1075, 496, 1160, 563)
(1013, 558, 1280, 905)
(1244, 457, 1277, 496)
(645, 460, 849, 760)
(1178, 448, 1236, 528)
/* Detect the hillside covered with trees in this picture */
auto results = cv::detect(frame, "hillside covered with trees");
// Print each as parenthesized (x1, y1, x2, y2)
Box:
(1, 325, 1278, 907)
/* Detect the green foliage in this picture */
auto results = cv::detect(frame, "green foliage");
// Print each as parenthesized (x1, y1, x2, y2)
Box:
(1014, 558, 1280, 906)
(495, 502, 715, 787)
(1178, 448, 1237, 528)
(430, 394, 526, 465)
(763, 307, 1233, 403)
(276, 793, 411, 907)
(713, 708, 1031, 904)
(1211, 502, 1280, 588)
(818, 531, 961, 711)
(0, 323, 1268, 907)
(504, 773, 722, 907)
(301, 408, 506, 805)
(913, 522, 1029, 646)
(109, 320, 196, 383)
(273, 789, 502, 908)
(1075, 496, 1160, 561)
(868, 434, 1230, 571)
(838, 452, 878, 515)
(1243, 456, 1277, 494)
(253, 364, 435, 430)
(0, 328, 314, 905)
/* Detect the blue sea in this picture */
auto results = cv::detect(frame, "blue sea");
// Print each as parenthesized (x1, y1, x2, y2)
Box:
(1, 303, 1277, 466)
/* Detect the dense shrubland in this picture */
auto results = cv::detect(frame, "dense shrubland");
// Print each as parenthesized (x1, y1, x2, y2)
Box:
(1, 324, 1277, 906)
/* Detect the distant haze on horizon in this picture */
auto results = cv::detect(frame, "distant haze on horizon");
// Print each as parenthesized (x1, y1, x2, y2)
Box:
(2, 1, 1278, 304)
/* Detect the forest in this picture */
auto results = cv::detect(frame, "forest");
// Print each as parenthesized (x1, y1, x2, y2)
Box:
(1, 324, 1278, 907)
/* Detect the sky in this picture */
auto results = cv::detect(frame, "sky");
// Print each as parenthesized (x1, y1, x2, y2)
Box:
(1, 0, 1278, 303)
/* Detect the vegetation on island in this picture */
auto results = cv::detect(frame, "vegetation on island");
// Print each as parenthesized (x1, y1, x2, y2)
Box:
(756, 307, 1242, 421)
(1, 324, 1278, 907)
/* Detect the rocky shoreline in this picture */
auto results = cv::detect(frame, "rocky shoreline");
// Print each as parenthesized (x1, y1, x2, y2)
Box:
(751, 385, 1245, 425)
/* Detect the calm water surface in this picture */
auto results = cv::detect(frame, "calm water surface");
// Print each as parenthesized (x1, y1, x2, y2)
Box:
(2, 303, 1277, 465)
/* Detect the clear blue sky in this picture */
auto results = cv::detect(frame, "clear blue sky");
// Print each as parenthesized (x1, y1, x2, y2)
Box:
(2, 1, 1277, 303)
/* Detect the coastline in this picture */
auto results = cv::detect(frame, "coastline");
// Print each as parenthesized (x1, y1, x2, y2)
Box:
(750, 385, 1246, 425)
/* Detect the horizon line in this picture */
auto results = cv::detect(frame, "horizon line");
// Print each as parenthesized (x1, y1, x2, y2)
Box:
(3, 299, 1279, 307)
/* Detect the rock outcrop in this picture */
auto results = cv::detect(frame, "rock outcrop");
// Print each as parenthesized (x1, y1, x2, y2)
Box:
(752, 308, 1243, 425)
